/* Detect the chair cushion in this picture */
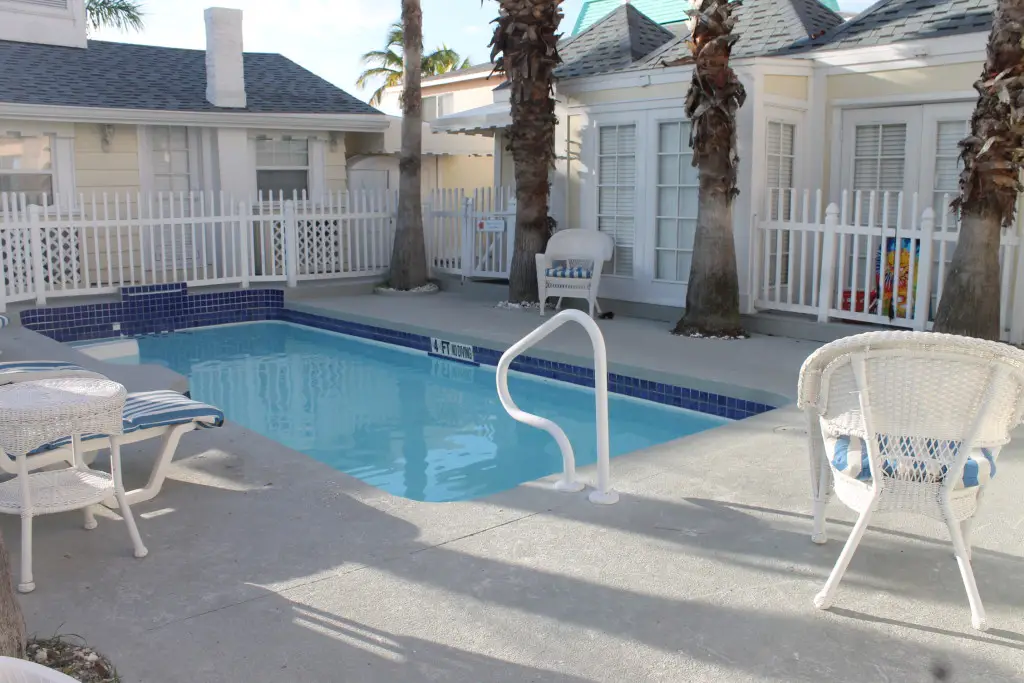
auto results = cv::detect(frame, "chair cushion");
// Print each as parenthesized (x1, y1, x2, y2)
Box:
(0, 315, 8, 329)
(825, 434, 995, 490)
(0, 361, 103, 386)
(29, 390, 224, 454)
(545, 265, 593, 279)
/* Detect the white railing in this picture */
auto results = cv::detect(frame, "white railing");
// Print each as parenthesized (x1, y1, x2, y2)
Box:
(424, 186, 515, 279)
(753, 189, 1024, 344)
(0, 186, 513, 311)
(495, 309, 618, 505)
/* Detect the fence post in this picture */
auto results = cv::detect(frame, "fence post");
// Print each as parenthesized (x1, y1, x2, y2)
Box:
(422, 200, 434, 278)
(28, 204, 46, 305)
(914, 208, 935, 331)
(461, 195, 473, 282)
(238, 201, 251, 289)
(816, 203, 839, 323)
(283, 199, 298, 287)
(506, 196, 517, 273)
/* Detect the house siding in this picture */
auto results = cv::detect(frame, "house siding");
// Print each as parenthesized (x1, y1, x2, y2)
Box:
(764, 75, 808, 100)
(73, 123, 141, 196)
(439, 155, 493, 191)
(326, 135, 347, 193)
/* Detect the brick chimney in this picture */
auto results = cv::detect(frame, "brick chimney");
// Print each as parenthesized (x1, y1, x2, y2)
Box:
(205, 7, 247, 108)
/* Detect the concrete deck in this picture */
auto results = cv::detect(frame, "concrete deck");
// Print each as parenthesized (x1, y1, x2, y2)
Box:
(0, 290, 1022, 682)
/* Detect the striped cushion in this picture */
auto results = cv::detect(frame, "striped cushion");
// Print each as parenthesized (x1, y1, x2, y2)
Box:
(29, 390, 224, 453)
(0, 361, 105, 386)
(545, 265, 593, 279)
(825, 434, 996, 490)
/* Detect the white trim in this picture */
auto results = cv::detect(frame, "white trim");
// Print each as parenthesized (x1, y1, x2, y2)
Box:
(567, 97, 687, 116)
(807, 68, 827, 193)
(763, 95, 809, 112)
(558, 66, 694, 95)
(809, 33, 987, 67)
(136, 125, 153, 194)
(832, 91, 977, 109)
(200, 128, 217, 194)
(308, 136, 327, 200)
(829, 106, 843, 206)
(823, 52, 987, 75)
(0, 103, 389, 132)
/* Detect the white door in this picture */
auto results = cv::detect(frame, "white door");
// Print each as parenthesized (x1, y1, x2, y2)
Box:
(918, 103, 973, 226)
(148, 125, 202, 279)
(590, 119, 642, 302)
(839, 107, 922, 228)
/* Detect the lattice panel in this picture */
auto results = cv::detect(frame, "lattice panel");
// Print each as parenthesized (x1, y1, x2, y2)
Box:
(297, 219, 341, 275)
(41, 225, 81, 286)
(2, 228, 32, 293)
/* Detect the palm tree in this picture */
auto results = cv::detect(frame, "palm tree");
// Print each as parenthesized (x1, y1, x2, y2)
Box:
(358, 22, 473, 106)
(671, 0, 747, 338)
(388, 0, 430, 291)
(932, 0, 1024, 340)
(85, 0, 144, 33)
(489, 0, 564, 303)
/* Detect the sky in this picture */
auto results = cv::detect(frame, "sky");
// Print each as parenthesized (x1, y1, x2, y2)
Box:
(94, 0, 878, 110)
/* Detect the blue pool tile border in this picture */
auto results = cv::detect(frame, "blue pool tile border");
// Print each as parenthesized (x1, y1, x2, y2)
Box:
(21, 286, 777, 420)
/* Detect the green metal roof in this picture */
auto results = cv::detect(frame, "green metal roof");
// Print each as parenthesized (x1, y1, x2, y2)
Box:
(571, 0, 841, 35)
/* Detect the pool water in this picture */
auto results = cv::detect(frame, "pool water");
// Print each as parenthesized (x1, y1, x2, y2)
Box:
(126, 321, 727, 502)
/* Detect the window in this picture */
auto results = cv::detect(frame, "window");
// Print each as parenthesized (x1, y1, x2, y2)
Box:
(766, 121, 795, 220)
(932, 119, 968, 221)
(654, 121, 698, 283)
(853, 123, 906, 226)
(151, 126, 191, 193)
(423, 94, 454, 123)
(0, 134, 53, 204)
(597, 124, 636, 277)
(256, 137, 309, 198)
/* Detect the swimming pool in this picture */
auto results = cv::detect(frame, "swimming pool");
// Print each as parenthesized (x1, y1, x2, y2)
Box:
(97, 321, 728, 502)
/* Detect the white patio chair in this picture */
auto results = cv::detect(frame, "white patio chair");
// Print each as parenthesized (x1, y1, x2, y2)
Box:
(536, 229, 614, 318)
(797, 331, 1024, 631)
(0, 657, 78, 682)
(0, 361, 225, 506)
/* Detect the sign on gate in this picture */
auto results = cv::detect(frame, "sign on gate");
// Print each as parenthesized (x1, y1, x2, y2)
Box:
(477, 217, 506, 233)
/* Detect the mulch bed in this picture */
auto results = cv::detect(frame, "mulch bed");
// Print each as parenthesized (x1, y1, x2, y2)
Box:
(26, 637, 119, 682)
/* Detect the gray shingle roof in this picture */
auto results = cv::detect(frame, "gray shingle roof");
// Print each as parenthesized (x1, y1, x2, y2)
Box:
(622, 0, 845, 69)
(0, 39, 381, 115)
(555, 4, 675, 79)
(777, 0, 994, 53)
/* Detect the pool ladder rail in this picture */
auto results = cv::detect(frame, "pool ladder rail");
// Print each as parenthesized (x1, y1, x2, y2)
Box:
(495, 309, 618, 505)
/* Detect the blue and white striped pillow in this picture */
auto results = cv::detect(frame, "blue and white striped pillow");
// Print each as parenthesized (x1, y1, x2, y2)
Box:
(825, 434, 996, 490)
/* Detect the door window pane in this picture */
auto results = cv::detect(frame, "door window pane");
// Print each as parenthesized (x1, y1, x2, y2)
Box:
(766, 121, 795, 220)
(597, 124, 637, 276)
(932, 119, 968, 223)
(654, 120, 696, 282)
(852, 123, 906, 226)
(0, 135, 54, 204)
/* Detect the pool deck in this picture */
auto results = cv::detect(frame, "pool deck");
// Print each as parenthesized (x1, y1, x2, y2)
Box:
(1, 289, 1023, 682)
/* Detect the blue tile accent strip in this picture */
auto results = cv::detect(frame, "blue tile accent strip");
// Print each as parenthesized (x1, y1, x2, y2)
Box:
(21, 284, 284, 343)
(278, 308, 776, 420)
(22, 286, 776, 420)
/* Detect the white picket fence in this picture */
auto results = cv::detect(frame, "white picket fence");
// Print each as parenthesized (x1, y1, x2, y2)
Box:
(0, 187, 515, 310)
(753, 188, 1024, 343)
(425, 186, 516, 279)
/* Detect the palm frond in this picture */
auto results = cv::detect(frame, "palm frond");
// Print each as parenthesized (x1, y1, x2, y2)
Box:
(85, 0, 144, 33)
(356, 66, 401, 89)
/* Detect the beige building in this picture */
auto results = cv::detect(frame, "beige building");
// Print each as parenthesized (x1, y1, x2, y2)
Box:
(434, 0, 994, 312)
(0, 0, 388, 208)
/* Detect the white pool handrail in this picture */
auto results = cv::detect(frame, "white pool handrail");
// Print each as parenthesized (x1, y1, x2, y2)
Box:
(496, 309, 618, 504)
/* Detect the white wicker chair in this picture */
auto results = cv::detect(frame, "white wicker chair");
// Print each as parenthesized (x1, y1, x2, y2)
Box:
(797, 331, 1024, 631)
(536, 229, 614, 318)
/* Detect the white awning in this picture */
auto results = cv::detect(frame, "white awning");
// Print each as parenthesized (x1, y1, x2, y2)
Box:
(431, 102, 511, 136)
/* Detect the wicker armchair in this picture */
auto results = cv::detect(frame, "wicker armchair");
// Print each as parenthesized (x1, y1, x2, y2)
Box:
(798, 331, 1024, 631)
(536, 229, 614, 318)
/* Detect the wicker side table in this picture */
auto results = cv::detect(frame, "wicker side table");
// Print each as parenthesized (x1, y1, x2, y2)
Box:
(0, 378, 148, 592)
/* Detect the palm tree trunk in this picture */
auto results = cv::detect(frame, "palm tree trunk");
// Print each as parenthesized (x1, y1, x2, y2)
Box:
(491, 0, 563, 304)
(0, 532, 26, 658)
(388, 0, 429, 291)
(933, 0, 1024, 340)
(674, 153, 744, 336)
(671, 0, 747, 337)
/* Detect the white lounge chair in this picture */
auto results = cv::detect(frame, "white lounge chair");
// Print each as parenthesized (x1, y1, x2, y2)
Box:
(0, 656, 79, 682)
(0, 361, 224, 506)
(536, 229, 614, 318)
(798, 331, 1024, 631)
